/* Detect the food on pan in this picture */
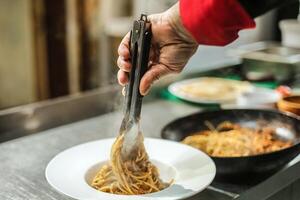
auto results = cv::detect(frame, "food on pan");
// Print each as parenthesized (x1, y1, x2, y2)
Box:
(178, 77, 253, 102)
(91, 132, 169, 195)
(182, 121, 292, 157)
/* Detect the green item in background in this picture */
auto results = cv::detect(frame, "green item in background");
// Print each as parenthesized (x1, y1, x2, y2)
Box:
(221, 75, 241, 81)
(253, 81, 278, 89)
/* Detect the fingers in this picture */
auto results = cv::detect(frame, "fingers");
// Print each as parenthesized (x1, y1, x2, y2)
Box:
(117, 56, 131, 72)
(117, 70, 128, 86)
(117, 32, 131, 86)
(118, 32, 131, 60)
(140, 64, 170, 95)
(117, 32, 131, 72)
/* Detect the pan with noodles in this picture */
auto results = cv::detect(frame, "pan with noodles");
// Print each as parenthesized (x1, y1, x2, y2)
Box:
(182, 121, 292, 157)
(161, 109, 300, 179)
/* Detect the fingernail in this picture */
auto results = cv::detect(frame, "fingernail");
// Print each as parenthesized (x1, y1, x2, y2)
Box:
(118, 78, 125, 86)
(143, 87, 150, 96)
(122, 87, 126, 96)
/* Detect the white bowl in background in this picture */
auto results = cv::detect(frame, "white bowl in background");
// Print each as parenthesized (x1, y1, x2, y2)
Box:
(236, 87, 281, 109)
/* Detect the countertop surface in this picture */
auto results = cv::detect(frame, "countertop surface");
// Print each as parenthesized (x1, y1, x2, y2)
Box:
(1, 99, 300, 200)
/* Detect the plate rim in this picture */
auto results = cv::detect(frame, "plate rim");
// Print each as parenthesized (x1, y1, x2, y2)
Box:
(168, 77, 253, 104)
(45, 137, 216, 200)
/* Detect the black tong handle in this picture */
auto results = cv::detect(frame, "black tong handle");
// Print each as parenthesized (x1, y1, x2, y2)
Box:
(124, 14, 152, 123)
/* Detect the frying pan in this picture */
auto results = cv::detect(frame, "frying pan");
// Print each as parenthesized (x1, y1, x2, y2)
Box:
(161, 109, 300, 182)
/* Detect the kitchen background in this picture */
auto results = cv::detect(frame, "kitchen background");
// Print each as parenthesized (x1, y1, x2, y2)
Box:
(1, 1, 300, 200)
(0, 0, 299, 110)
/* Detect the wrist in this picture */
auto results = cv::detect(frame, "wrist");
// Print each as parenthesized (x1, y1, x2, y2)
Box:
(165, 3, 198, 45)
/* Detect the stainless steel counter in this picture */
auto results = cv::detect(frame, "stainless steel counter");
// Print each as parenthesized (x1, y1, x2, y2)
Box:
(0, 86, 121, 143)
(0, 96, 300, 200)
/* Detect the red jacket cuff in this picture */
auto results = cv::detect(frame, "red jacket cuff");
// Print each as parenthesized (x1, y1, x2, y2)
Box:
(180, 0, 256, 46)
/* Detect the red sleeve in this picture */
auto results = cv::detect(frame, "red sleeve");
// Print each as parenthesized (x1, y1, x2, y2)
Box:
(179, 0, 256, 46)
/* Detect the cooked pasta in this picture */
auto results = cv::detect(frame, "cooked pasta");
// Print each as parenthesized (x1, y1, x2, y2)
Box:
(91, 133, 168, 195)
(182, 121, 292, 157)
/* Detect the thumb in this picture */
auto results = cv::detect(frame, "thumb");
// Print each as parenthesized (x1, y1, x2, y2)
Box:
(140, 64, 170, 95)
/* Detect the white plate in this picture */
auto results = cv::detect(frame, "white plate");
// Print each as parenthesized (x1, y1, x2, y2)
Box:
(46, 138, 216, 200)
(236, 87, 281, 108)
(168, 77, 254, 104)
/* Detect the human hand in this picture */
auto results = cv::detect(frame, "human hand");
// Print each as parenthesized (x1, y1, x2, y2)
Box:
(117, 3, 198, 95)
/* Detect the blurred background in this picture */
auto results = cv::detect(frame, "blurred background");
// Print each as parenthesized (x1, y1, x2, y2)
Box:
(0, 0, 299, 109)
(2, 2, 300, 200)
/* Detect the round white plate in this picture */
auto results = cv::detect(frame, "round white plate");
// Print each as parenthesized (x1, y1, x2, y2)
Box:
(46, 138, 215, 200)
(168, 77, 254, 104)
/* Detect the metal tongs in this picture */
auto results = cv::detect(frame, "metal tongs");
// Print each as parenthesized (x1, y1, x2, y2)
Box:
(119, 14, 152, 158)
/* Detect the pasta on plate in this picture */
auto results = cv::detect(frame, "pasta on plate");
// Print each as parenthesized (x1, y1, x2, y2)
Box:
(91, 133, 169, 195)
